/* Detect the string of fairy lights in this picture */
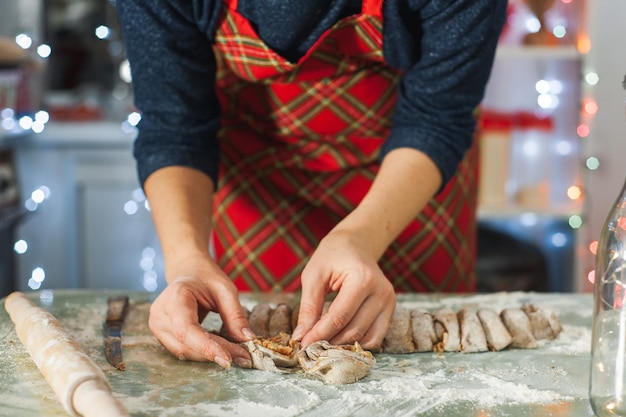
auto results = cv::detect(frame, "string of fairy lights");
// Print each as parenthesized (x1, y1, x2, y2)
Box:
(5, 25, 155, 292)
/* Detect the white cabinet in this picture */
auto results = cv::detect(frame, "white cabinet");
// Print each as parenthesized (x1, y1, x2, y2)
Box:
(13, 122, 164, 292)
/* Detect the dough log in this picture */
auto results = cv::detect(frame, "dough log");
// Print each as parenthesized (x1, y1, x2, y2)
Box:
(248, 303, 273, 338)
(268, 303, 292, 337)
(5, 291, 130, 417)
(410, 309, 437, 352)
(477, 308, 513, 351)
(230, 300, 564, 384)
(237, 302, 562, 356)
(521, 303, 563, 340)
(458, 308, 488, 353)
(382, 306, 414, 353)
(500, 307, 538, 349)
(433, 308, 461, 352)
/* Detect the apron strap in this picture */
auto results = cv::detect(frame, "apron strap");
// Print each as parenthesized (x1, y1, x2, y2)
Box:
(223, 0, 238, 10)
(362, 0, 383, 17)
(225, 1, 382, 17)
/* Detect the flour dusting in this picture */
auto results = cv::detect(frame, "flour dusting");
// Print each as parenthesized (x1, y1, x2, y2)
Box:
(0, 291, 594, 417)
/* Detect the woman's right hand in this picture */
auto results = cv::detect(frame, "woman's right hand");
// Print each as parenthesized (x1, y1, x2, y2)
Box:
(148, 256, 255, 369)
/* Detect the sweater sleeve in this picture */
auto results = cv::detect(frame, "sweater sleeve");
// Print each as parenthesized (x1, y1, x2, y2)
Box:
(381, 0, 507, 188)
(116, 0, 222, 188)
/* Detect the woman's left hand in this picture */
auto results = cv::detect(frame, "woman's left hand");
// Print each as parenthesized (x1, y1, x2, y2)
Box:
(293, 228, 396, 351)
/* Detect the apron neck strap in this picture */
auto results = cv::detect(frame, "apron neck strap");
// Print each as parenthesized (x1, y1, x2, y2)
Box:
(223, 1, 382, 17)
(224, 0, 238, 10)
(362, 0, 383, 17)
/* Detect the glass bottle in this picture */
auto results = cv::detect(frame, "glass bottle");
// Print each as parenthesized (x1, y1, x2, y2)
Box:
(590, 75, 626, 417)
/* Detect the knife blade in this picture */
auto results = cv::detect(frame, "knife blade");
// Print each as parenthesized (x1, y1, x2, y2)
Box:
(103, 295, 129, 371)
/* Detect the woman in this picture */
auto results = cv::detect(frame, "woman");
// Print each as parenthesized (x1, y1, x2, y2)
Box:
(116, 0, 507, 369)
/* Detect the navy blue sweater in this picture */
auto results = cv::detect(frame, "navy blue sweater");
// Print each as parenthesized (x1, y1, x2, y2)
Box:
(116, 0, 507, 189)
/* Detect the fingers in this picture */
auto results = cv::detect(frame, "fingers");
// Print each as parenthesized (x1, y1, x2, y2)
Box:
(331, 297, 394, 351)
(299, 270, 396, 349)
(212, 281, 256, 342)
(151, 304, 252, 369)
(148, 277, 253, 369)
(299, 279, 365, 346)
(302, 296, 394, 349)
(292, 268, 327, 342)
(172, 304, 234, 363)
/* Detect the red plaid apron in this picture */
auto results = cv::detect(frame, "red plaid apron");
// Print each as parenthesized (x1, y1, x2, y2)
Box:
(211, 0, 478, 293)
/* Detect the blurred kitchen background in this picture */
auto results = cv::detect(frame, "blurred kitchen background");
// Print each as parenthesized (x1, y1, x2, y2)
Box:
(0, 0, 624, 298)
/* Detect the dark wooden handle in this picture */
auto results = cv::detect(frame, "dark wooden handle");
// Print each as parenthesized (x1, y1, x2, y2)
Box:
(106, 296, 129, 323)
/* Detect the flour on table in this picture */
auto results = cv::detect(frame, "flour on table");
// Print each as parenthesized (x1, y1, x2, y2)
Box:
(0, 291, 593, 417)
(546, 324, 591, 354)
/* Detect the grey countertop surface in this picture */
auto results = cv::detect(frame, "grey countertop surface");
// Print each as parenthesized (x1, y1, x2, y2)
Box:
(0, 290, 595, 417)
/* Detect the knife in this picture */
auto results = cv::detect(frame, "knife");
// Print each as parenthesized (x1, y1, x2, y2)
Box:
(103, 295, 129, 371)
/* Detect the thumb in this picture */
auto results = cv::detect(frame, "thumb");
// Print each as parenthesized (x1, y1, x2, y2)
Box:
(292, 270, 326, 343)
(215, 288, 255, 342)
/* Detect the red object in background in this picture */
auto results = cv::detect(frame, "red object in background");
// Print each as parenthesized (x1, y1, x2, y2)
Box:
(477, 108, 555, 209)
(514, 110, 554, 131)
(479, 109, 554, 132)
(479, 109, 515, 131)
(47, 103, 103, 121)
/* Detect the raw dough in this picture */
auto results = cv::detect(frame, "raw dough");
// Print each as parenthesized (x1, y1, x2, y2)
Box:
(242, 332, 298, 372)
(248, 303, 273, 338)
(477, 308, 513, 351)
(290, 302, 299, 330)
(382, 306, 415, 353)
(522, 303, 562, 340)
(268, 303, 292, 337)
(298, 340, 376, 384)
(458, 308, 488, 353)
(500, 307, 538, 349)
(433, 308, 461, 352)
(233, 300, 563, 384)
(410, 309, 437, 352)
(241, 334, 375, 384)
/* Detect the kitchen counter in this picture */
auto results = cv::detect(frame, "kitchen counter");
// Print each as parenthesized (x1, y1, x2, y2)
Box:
(15, 121, 137, 149)
(0, 290, 594, 417)
(9, 121, 153, 292)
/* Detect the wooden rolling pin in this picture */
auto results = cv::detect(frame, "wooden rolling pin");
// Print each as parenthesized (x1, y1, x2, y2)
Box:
(5, 292, 130, 417)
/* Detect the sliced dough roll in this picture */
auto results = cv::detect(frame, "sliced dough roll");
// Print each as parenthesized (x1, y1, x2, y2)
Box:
(291, 302, 300, 331)
(458, 308, 488, 353)
(248, 304, 273, 339)
(410, 309, 437, 352)
(433, 308, 461, 352)
(477, 308, 513, 351)
(521, 303, 563, 340)
(382, 306, 415, 353)
(268, 303, 292, 337)
(500, 307, 538, 349)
